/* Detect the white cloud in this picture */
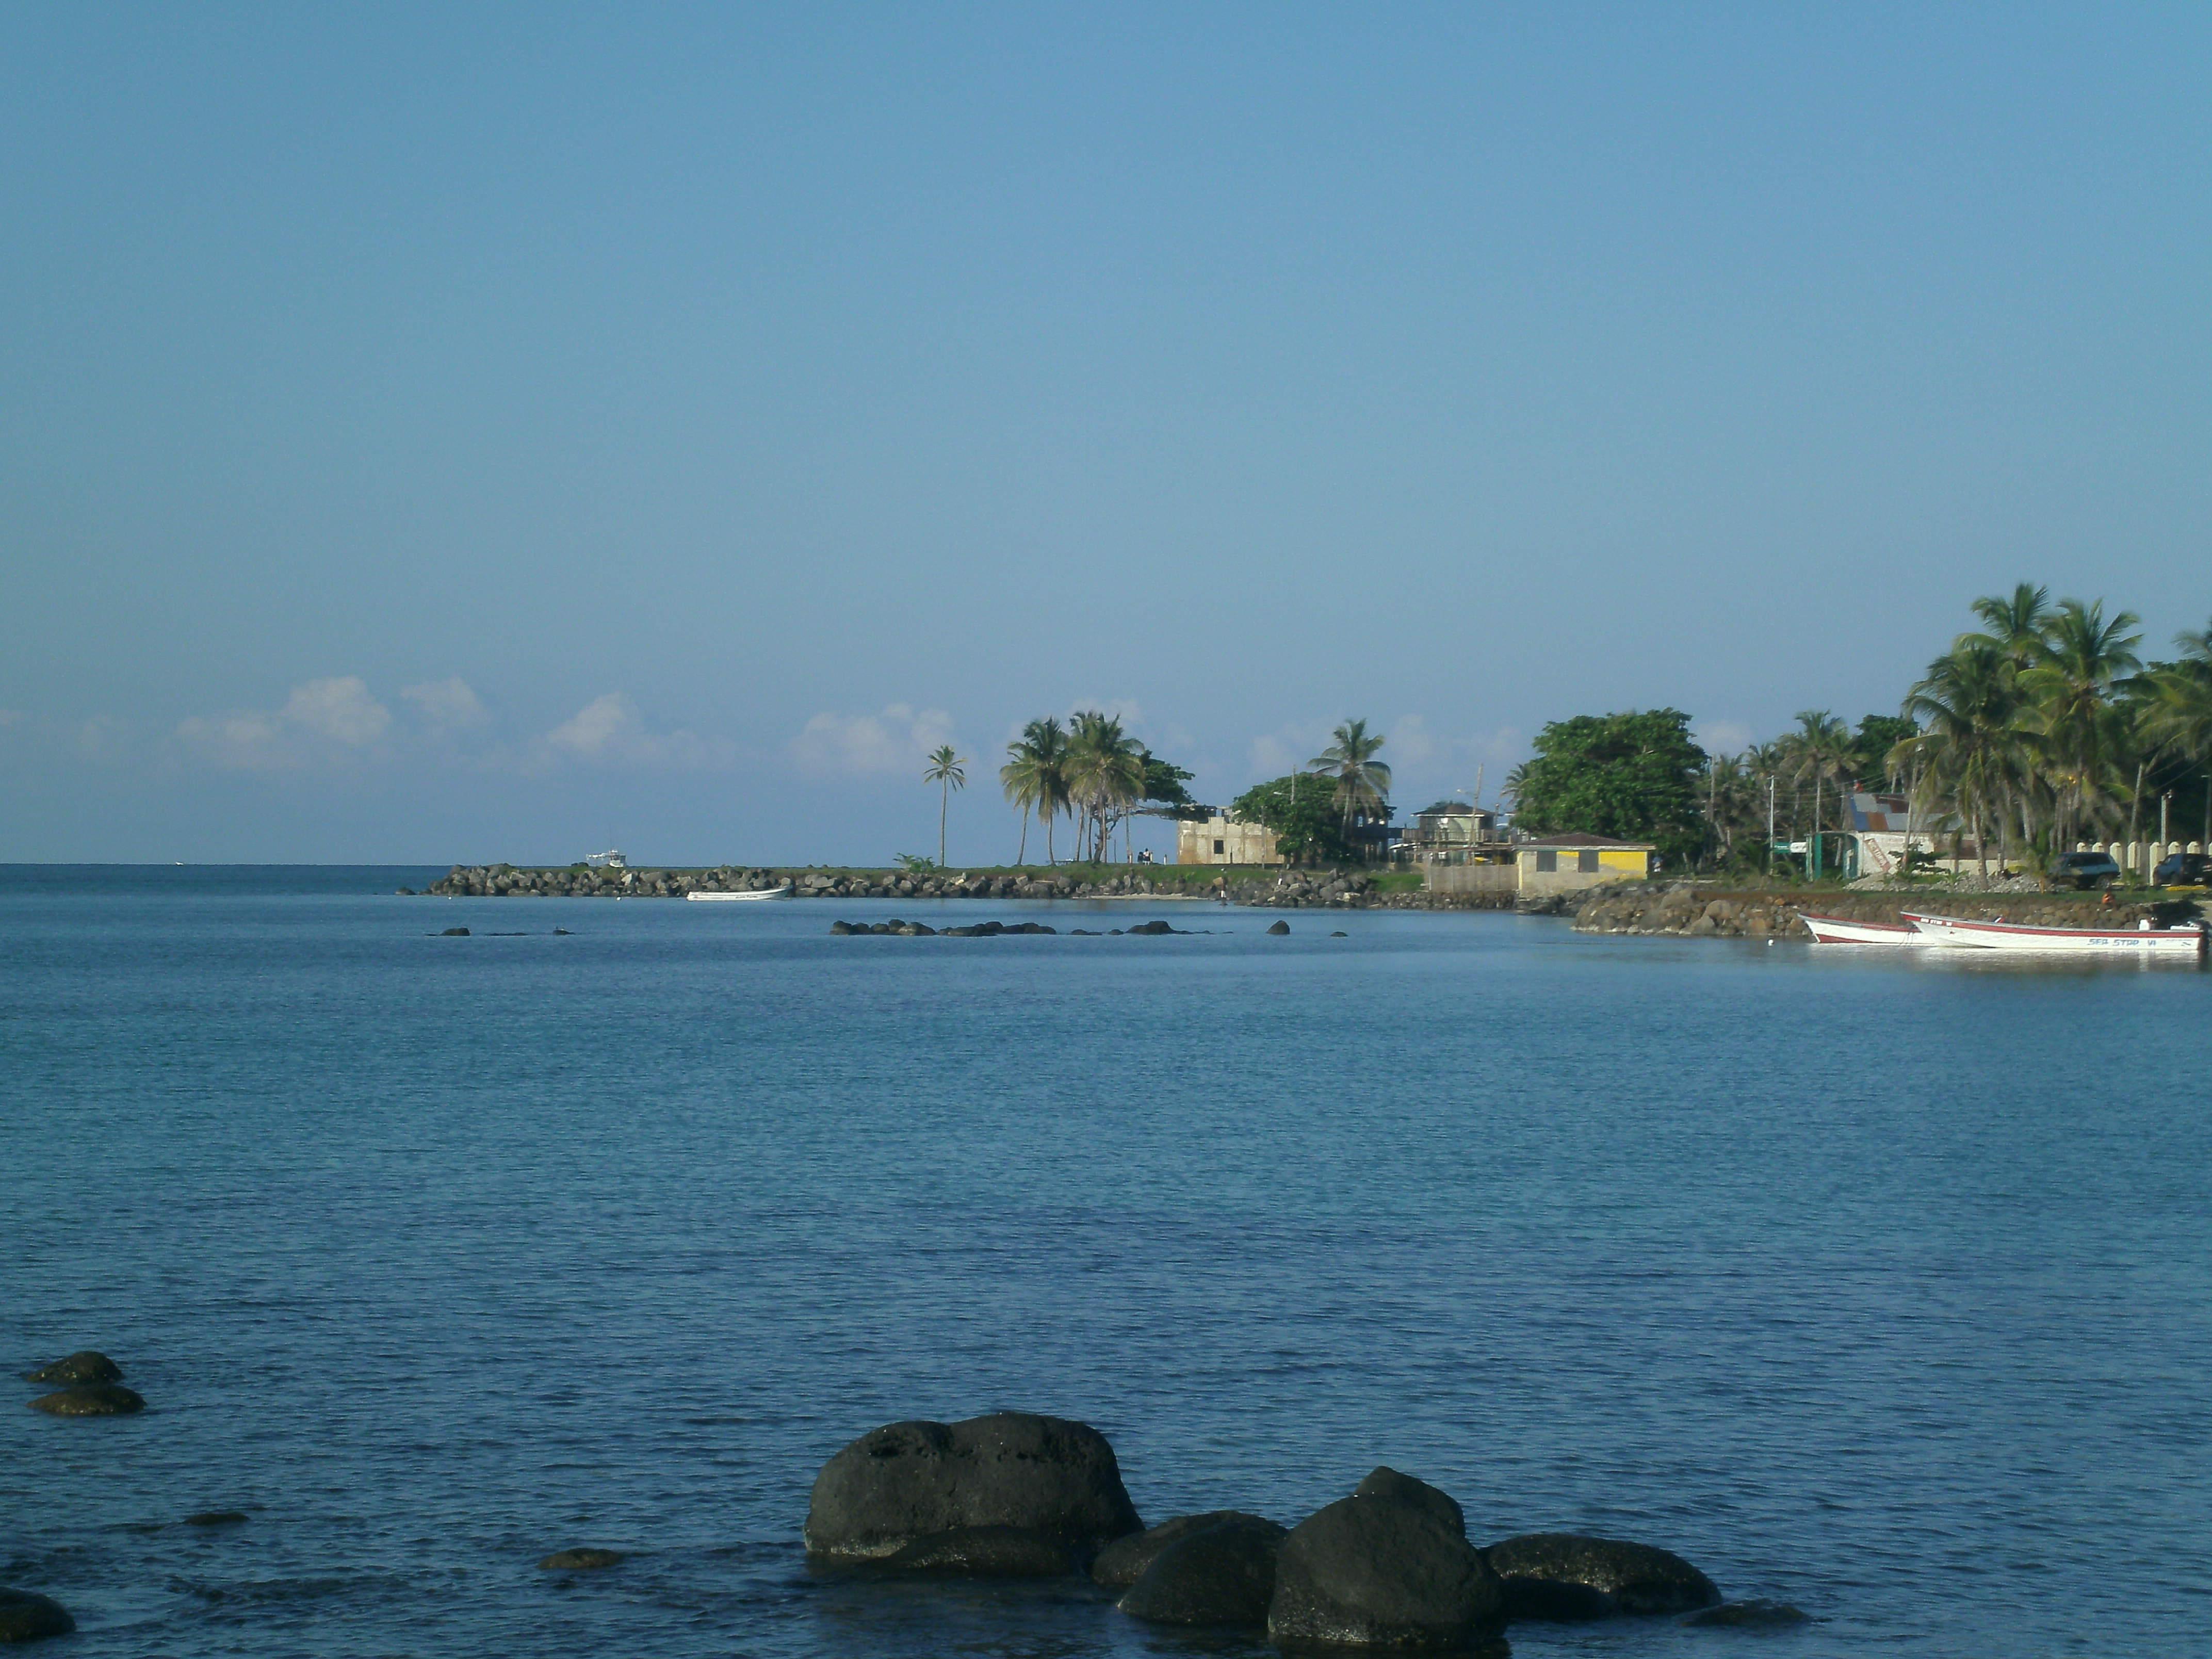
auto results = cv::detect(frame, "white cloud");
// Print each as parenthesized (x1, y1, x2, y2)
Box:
(176, 676, 390, 768)
(540, 692, 727, 769)
(792, 703, 956, 776)
(401, 676, 488, 729)
(547, 692, 633, 756)
(281, 677, 389, 745)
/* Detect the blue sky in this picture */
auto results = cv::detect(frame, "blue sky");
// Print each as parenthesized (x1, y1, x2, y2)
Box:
(3, 4, 2206, 864)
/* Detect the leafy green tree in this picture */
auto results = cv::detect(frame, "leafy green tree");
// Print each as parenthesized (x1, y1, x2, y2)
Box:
(1136, 749, 1200, 815)
(1851, 715, 1917, 786)
(923, 744, 966, 868)
(1507, 709, 1706, 870)
(1230, 773, 1355, 865)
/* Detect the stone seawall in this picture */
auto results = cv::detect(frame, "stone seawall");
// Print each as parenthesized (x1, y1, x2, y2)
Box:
(1571, 882, 2190, 939)
(419, 864, 1517, 909)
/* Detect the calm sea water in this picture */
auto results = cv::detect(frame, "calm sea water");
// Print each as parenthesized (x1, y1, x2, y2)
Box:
(4, 866, 2208, 1657)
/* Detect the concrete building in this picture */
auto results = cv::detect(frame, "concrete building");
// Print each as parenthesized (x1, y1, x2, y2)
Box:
(1421, 831, 1654, 898)
(1176, 812, 1287, 866)
(1516, 833, 1655, 895)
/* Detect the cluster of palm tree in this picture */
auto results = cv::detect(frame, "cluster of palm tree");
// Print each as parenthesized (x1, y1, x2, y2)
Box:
(1891, 585, 2212, 876)
(1694, 586, 2212, 878)
(997, 711, 1153, 864)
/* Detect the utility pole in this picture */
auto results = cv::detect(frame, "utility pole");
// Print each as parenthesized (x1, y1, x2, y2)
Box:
(1767, 775, 1776, 877)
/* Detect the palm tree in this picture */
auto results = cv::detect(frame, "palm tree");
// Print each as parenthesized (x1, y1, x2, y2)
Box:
(1306, 719, 1392, 857)
(1967, 582, 2054, 671)
(1065, 711, 1145, 863)
(923, 744, 966, 868)
(1901, 640, 2019, 882)
(2136, 620, 2212, 852)
(1778, 710, 1852, 874)
(2022, 597, 2141, 851)
(999, 718, 1067, 867)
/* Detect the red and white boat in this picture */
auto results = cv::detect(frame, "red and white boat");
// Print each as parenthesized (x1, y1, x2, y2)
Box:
(1900, 912, 2208, 957)
(1801, 914, 1925, 945)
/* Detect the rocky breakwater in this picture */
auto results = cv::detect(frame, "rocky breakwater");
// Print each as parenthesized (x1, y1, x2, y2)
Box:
(1571, 881, 2185, 940)
(429, 865, 1229, 902)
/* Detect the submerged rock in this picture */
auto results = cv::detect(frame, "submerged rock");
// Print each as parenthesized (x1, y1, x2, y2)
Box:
(0, 1589, 75, 1643)
(1118, 1514, 1287, 1627)
(29, 1383, 144, 1417)
(804, 1412, 1142, 1563)
(1094, 1510, 1276, 1589)
(184, 1511, 248, 1527)
(24, 1351, 121, 1385)
(1266, 920, 1290, 936)
(1683, 1599, 1808, 1628)
(1268, 1471, 1502, 1650)
(883, 1526, 1073, 1576)
(1484, 1532, 1719, 1620)
(539, 1548, 624, 1570)
(440, 926, 470, 937)
(1126, 919, 1176, 935)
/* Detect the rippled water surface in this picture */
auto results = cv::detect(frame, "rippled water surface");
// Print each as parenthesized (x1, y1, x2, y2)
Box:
(4, 866, 2209, 1656)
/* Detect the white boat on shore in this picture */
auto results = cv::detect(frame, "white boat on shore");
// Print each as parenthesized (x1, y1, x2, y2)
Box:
(1900, 912, 2207, 957)
(686, 885, 792, 902)
(1801, 913, 1925, 945)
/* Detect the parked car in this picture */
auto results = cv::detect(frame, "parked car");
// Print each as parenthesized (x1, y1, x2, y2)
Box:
(2153, 850, 2211, 888)
(2051, 849, 2122, 889)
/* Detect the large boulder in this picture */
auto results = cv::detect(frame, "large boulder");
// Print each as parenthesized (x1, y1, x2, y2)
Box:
(23, 1351, 121, 1386)
(1355, 1466, 1465, 1537)
(1483, 1533, 1719, 1620)
(882, 1526, 1074, 1576)
(29, 1384, 143, 1417)
(803, 1413, 1141, 1563)
(1267, 1471, 1504, 1650)
(1118, 1514, 1287, 1628)
(0, 1589, 75, 1642)
(1093, 1510, 1274, 1589)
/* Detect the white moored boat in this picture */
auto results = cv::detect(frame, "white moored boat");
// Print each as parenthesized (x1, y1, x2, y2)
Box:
(1801, 913, 1924, 945)
(1900, 912, 2207, 957)
(686, 885, 792, 902)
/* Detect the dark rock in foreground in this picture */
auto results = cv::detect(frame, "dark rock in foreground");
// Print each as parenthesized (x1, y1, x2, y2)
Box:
(1093, 1510, 1276, 1589)
(1119, 1514, 1287, 1627)
(804, 1412, 1142, 1563)
(1268, 1470, 1503, 1650)
(1484, 1532, 1719, 1620)
(29, 1383, 144, 1417)
(1683, 1599, 1808, 1628)
(0, 1589, 75, 1643)
(883, 1526, 1074, 1576)
(24, 1351, 122, 1385)
(185, 1510, 248, 1527)
(539, 1548, 624, 1570)
(1266, 920, 1290, 935)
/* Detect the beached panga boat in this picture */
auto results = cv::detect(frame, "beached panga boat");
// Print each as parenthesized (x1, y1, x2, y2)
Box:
(686, 885, 792, 902)
(1801, 914, 1924, 945)
(1900, 912, 2207, 956)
